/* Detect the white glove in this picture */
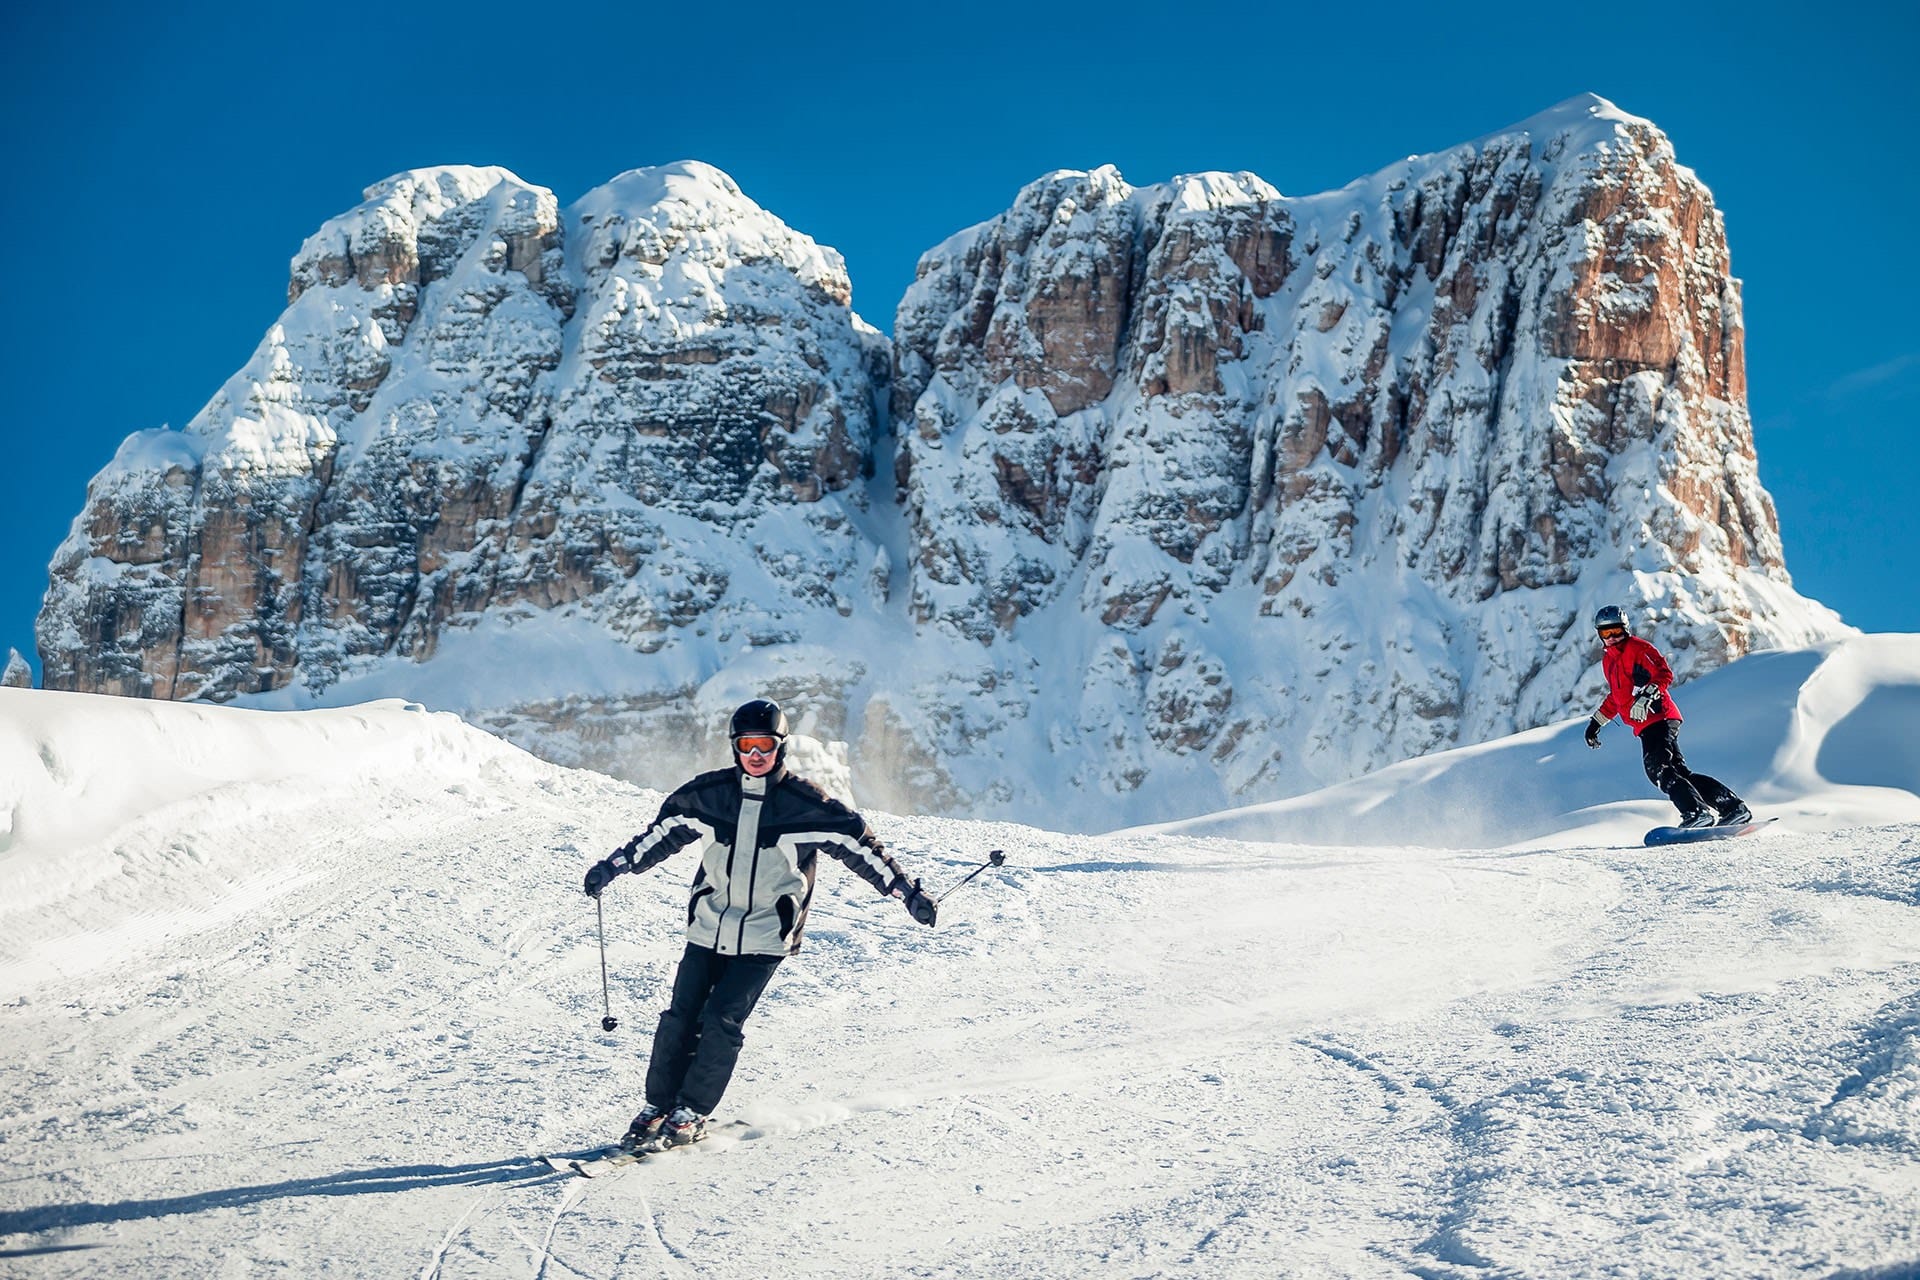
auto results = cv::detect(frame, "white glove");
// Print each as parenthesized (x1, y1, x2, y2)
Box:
(1629, 684, 1662, 720)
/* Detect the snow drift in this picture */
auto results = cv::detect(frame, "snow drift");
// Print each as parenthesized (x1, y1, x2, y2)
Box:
(1135, 633, 1920, 849)
(0, 693, 532, 991)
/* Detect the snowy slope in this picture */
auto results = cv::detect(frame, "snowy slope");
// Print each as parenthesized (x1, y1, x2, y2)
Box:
(2, 670, 1917, 1277)
(1135, 633, 1920, 849)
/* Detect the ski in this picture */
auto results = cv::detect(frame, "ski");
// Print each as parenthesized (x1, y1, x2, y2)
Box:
(1643, 816, 1778, 847)
(569, 1147, 647, 1177)
(539, 1144, 641, 1177)
(540, 1120, 748, 1177)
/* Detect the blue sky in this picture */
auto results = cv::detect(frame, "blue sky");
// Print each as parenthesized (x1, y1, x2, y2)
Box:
(2, 0, 1915, 680)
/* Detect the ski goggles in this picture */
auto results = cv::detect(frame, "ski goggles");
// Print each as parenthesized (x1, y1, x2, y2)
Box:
(1596, 624, 1628, 642)
(733, 735, 782, 755)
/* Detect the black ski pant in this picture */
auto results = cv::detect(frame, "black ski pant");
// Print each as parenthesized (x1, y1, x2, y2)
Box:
(1638, 720, 1741, 819)
(645, 943, 781, 1116)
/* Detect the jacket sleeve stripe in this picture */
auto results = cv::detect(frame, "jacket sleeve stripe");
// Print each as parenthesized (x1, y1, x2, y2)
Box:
(784, 828, 901, 894)
(613, 818, 714, 873)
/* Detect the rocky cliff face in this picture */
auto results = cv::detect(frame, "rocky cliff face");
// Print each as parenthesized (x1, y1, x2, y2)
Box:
(38, 97, 1845, 829)
(2, 650, 29, 690)
(41, 162, 884, 698)
(889, 96, 1835, 810)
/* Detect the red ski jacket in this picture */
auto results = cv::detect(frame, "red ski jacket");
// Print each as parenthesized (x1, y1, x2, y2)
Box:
(1598, 635, 1683, 736)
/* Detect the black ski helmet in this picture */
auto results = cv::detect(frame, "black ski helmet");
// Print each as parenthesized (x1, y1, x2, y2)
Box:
(1593, 604, 1629, 638)
(729, 698, 790, 745)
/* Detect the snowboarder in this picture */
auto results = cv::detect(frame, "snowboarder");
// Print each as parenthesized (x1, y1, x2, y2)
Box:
(581, 698, 938, 1152)
(1583, 605, 1751, 830)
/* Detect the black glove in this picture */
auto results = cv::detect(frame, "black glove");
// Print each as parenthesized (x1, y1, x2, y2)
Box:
(1585, 716, 1603, 749)
(583, 860, 618, 898)
(1629, 684, 1663, 720)
(898, 877, 937, 927)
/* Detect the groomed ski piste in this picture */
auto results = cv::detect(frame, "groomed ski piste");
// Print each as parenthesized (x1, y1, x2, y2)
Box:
(2, 635, 1916, 1278)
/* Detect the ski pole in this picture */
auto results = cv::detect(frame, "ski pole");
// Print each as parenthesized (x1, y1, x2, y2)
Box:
(596, 895, 618, 1033)
(938, 849, 1007, 904)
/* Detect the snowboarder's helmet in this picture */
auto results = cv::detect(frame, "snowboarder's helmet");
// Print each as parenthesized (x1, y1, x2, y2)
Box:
(729, 698, 790, 745)
(1593, 604, 1629, 642)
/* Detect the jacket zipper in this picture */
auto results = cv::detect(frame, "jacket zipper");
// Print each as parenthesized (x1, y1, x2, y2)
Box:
(718, 830, 738, 953)
(729, 786, 767, 955)
(737, 840, 761, 954)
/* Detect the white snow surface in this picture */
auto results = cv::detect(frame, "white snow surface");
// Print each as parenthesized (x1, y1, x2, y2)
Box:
(1136, 633, 1920, 850)
(2, 640, 1917, 1277)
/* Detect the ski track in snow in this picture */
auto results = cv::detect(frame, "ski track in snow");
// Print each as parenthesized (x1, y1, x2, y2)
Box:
(2, 703, 1918, 1276)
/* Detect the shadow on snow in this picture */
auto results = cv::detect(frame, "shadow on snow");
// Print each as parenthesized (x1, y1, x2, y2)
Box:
(0, 1154, 570, 1239)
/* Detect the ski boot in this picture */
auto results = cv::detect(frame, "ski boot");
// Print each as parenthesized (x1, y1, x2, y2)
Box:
(621, 1103, 668, 1152)
(1716, 802, 1752, 827)
(658, 1105, 708, 1148)
(1677, 810, 1718, 830)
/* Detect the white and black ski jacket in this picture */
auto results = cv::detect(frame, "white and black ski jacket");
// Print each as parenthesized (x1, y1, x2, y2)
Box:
(606, 764, 905, 958)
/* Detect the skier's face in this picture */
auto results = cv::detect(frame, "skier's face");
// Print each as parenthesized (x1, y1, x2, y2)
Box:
(735, 736, 780, 777)
(1598, 626, 1628, 648)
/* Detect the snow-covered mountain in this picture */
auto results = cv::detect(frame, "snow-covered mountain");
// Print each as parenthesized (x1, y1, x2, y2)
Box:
(2, 641, 1916, 1275)
(38, 96, 1843, 829)
(893, 96, 1844, 815)
(37, 162, 887, 748)
(1, 649, 27, 689)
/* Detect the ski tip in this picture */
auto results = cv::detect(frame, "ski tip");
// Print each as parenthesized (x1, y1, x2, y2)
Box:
(540, 1143, 634, 1175)
(571, 1151, 646, 1177)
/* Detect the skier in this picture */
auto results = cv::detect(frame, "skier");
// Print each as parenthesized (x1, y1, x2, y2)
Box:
(581, 698, 938, 1152)
(1583, 605, 1751, 830)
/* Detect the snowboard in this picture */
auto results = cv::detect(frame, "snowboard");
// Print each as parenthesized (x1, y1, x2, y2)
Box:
(1643, 816, 1777, 847)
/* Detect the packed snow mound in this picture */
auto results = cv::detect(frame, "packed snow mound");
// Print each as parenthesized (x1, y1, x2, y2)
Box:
(1, 684, 1917, 1275)
(1135, 634, 1920, 849)
(0, 690, 555, 988)
(0, 692, 510, 860)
